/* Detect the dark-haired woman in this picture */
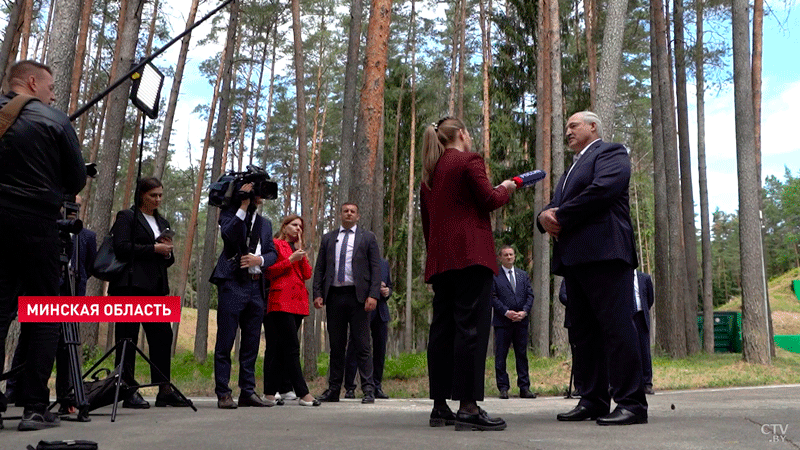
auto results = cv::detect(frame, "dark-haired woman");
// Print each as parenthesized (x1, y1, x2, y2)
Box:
(110, 177, 191, 408)
(263, 215, 320, 407)
(420, 117, 517, 431)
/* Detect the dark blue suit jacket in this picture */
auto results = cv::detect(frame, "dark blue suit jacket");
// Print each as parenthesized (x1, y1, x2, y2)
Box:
(491, 266, 534, 327)
(537, 140, 638, 275)
(636, 271, 654, 331)
(371, 258, 392, 323)
(313, 225, 381, 304)
(72, 228, 97, 296)
(210, 207, 277, 285)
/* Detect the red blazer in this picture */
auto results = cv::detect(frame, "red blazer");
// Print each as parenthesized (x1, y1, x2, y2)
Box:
(265, 238, 312, 315)
(420, 148, 510, 283)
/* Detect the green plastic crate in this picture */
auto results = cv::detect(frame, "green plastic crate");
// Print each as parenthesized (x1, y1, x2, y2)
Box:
(697, 311, 742, 353)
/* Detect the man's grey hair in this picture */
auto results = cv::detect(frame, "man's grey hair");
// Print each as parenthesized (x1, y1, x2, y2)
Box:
(579, 111, 604, 139)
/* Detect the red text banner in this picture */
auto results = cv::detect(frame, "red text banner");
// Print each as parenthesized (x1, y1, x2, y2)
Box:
(18, 297, 181, 322)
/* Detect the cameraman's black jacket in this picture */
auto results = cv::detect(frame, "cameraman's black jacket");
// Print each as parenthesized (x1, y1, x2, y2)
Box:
(0, 92, 86, 219)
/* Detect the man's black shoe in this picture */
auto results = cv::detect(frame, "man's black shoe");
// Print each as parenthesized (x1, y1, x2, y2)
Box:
(217, 393, 237, 409)
(429, 406, 456, 427)
(344, 389, 355, 399)
(454, 408, 506, 431)
(156, 390, 193, 407)
(361, 392, 375, 404)
(122, 391, 150, 409)
(316, 389, 340, 402)
(18, 409, 61, 431)
(520, 389, 537, 399)
(498, 390, 509, 399)
(375, 388, 389, 399)
(596, 407, 647, 426)
(238, 392, 270, 407)
(556, 405, 607, 421)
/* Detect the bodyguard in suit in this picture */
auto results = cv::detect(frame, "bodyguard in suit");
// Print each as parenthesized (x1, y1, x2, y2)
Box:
(491, 246, 535, 399)
(344, 257, 392, 399)
(313, 202, 381, 404)
(67, 195, 96, 297)
(210, 183, 277, 409)
(537, 111, 647, 425)
(634, 270, 655, 394)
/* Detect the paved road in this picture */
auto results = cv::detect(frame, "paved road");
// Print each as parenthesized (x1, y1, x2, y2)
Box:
(2, 385, 800, 449)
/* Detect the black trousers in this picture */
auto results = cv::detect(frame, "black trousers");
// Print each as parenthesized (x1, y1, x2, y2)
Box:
(494, 323, 530, 391)
(214, 278, 263, 397)
(564, 261, 647, 417)
(262, 313, 293, 395)
(7, 324, 73, 403)
(345, 313, 388, 392)
(633, 310, 653, 387)
(264, 311, 310, 398)
(325, 286, 373, 393)
(0, 209, 60, 412)
(428, 265, 493, 402)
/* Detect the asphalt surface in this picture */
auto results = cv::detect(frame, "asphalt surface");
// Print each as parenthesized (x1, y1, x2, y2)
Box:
(2, 385, 800, 449)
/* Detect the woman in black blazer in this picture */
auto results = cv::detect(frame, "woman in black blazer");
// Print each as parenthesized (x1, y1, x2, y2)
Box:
(109, 177, 190, 408)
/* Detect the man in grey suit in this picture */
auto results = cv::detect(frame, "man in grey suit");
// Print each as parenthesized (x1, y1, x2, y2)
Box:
(313, 203, 382, 404)
(491, 246, 535, 399)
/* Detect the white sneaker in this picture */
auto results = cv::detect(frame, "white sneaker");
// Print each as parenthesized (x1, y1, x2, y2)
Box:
(280, 391, 298, 401)
(274, 392, 281, 401)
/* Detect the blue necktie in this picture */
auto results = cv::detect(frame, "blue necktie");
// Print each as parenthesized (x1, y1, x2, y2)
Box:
(337, 229, 351, 283)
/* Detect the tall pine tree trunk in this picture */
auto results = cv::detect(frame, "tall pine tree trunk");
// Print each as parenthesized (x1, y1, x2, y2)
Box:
(338, 0, 363, 203)
(732, 0, 770, 365)
(195, 0, 239, 363)
(154, 0, 200, 180)
(673, 0, 700, 355)
(595, 0, 628, 138)
(350, 0, 392, 233)
(696, 0, 713, 354)
(47, 0, 82, 112)
(404, 0, 417, 352)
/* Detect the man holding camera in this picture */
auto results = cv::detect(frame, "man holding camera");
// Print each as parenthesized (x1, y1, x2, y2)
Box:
(0, 60, 86, 431)
(210, 182, 277, 409)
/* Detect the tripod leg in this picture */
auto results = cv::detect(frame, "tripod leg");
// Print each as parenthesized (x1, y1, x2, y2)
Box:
(131, 344, 195, 412)
(111, 340, 128, 423)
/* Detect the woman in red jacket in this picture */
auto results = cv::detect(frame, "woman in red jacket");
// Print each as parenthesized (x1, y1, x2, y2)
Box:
(421, 117, 517, 431)
(263, 214, 320, 407)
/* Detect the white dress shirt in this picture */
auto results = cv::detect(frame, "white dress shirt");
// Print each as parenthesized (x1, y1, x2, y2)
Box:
(333, 224, 357, 287)
(235, 208, 264, 274)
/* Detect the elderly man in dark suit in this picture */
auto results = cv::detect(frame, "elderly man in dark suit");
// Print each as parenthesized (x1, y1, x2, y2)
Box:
(210, 183, 277, 409)
(314, 202, 382, 404)
(491, 245, 535, 399)
(537, 111, 647, 426)
(634, 270, 655, 395)
(344, 258, 392, 399)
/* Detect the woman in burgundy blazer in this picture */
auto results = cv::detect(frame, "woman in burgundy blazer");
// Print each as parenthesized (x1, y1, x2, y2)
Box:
(263, 214, 320, 407)
(420, 117, 517, 431)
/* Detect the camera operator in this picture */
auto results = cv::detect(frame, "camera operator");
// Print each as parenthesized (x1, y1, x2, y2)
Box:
(210, 182, 277, 409)
(0, 60, 86, 431)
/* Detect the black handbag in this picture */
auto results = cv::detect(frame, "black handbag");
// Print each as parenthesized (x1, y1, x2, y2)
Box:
(82, 366, 137, 412)
(92, 234, 127, 281)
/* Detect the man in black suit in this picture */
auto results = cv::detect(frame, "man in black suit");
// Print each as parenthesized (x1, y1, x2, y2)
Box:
(634, 270, 655, 395)
(210, 183, 277, 409)
(313, 203, 381, 404)
(344, 258, 392, 399)
(491, 246, 535, 399)
(537, 111, 647, 425)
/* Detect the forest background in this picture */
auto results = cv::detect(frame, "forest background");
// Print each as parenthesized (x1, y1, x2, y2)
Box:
(1, 0, 799, 377)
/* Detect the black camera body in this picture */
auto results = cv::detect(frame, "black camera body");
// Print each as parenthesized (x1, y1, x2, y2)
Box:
(208, 165, 278, 208)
